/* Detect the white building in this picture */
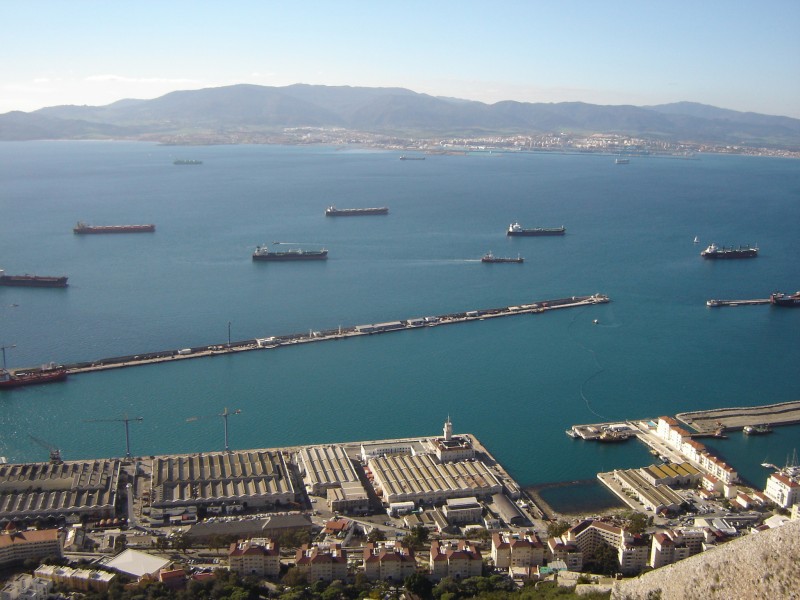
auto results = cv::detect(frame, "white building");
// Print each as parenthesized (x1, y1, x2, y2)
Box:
(764, 472, 800, 509)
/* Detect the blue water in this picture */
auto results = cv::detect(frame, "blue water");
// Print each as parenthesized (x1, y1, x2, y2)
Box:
(1, 142, 799, 505)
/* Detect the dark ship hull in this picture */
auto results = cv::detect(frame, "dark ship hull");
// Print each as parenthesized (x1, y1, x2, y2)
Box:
(0, 274, 68, 287)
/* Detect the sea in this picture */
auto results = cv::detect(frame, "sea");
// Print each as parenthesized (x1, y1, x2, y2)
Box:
(1, 141, 798, 514)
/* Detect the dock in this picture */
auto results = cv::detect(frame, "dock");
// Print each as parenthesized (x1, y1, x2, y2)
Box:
(676, 400, 800, 433)
(706, 298, 770, 307)
(49, 294, 609, 377)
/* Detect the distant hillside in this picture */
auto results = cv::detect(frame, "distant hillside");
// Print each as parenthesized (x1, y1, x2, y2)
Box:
(1, 84, 799, 149)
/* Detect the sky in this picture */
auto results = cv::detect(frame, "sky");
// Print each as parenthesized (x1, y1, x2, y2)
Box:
(2, 1, 799, 118)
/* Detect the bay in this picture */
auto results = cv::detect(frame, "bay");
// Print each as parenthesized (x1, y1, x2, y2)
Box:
(1, 142, 798, 508)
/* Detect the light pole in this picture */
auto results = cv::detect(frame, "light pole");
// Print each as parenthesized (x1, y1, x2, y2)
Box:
(227, 321, 231, 347)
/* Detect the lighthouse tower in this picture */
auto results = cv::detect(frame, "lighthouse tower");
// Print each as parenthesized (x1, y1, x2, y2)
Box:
(443, 416, 453, 441)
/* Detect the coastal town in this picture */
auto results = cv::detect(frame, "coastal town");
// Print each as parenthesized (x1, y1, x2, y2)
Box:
(1, 411, 798, 599)
(157, 127, 800, 160)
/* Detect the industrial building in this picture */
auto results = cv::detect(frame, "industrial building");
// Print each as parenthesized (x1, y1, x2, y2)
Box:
(428, 418, 476, 463)
(297, 445, 370, 514)
(611, 468, 685, 513)
(0, 460, 120, 523)
(369, 453, 502, 505)
(150, 450, 298, 510)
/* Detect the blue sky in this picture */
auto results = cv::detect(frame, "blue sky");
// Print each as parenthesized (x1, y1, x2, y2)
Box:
(2, 1, 799, 117)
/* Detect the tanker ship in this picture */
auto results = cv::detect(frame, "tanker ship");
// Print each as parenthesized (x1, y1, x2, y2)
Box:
(74, 222, 155, 234)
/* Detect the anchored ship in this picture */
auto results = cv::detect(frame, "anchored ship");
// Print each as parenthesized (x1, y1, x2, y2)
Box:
(0, 346, 67, 389)
(700, 243, 758, 259)
(770, 291, 800, 307)
(173, 159, 202, 165)
(0, 270, 67, 288)
(481, 251, 524, 263)
(399, 155, 425, 160)
(325, 206, 388, 216)
(252, 245, 328, 261)
(507, 222, 566, 236)
(74, 222, 155, 234)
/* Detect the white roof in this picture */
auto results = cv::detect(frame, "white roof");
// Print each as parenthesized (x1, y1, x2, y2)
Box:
(104, 549, 171, 578)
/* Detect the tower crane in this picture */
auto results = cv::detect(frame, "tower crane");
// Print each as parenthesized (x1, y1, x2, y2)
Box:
(84, 414, 143, 459)
(186, 407, 241, 452)
(28, 434, 62, 463)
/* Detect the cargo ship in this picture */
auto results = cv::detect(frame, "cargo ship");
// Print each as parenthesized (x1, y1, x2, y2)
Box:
(507, 222, 566, 236)
(0, 270, 67, 288)
(481, 251, 523, 263)
(74, 222, 155, 234)
(399, 155, 425, 160)
(0, 346, 67, 389)
(173, 159, 202, 165)
(325, 206, 388, 216)
(700, 243, 758, 259)
(770, 291, 800, 307)
(252, 245, 328, 261)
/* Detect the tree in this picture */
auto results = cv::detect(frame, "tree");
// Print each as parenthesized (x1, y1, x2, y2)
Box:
(404, 573, 433, 599)
(367, 528, 386, 543)
(404, 525, 429, 548)
(626, 512, 651, 535)
(546, 520, 571, 538)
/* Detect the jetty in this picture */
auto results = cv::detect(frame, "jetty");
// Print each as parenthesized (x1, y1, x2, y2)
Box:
(48, 294, 609, 377)
(676, 400, 800, 433)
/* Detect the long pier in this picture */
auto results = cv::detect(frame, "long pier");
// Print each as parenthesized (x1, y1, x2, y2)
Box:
(51, 294, 609, 376)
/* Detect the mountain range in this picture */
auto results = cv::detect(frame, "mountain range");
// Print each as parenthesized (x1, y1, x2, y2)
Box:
(1, 83, 798, 149)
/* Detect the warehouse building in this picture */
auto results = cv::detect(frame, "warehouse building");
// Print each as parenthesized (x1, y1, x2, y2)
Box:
(0, 460, 121, 523)
(150, 450, 297, 510)
(297, 445, 370, 514)
(369, 453, 502, 505)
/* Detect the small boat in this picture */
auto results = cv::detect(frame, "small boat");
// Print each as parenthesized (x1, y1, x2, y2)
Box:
(744, 424, 773, 436)
(615, 158, 630, 164)
(481, 251, 523, 264)
(693, 236, 699, 244)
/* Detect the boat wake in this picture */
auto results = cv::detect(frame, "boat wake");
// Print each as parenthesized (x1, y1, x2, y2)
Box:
(569, 310, 609, 421)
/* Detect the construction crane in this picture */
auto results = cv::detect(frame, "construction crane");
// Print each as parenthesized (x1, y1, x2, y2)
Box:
(28, 434, 62, 463)
(186, 407, 241, 452)
(84, 414, 143, 459)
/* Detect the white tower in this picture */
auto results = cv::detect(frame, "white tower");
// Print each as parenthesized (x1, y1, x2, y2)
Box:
(443, 416, 453, 441)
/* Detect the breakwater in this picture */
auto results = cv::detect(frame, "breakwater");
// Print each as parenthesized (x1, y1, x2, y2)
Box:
(55, 294, 609, 376)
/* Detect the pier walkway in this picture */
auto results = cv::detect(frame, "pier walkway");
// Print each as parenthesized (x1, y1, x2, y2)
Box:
(55, 294, 609, 377)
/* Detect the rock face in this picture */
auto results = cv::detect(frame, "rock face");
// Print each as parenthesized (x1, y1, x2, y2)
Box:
(612, 519, 800, 600)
